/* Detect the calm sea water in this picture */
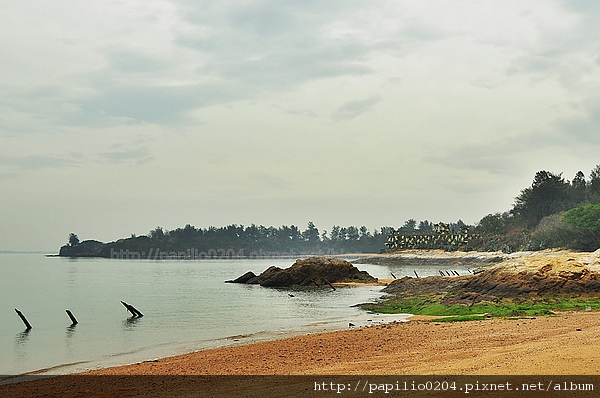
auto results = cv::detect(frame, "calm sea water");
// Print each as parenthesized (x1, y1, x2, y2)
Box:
(0, 254, 445, 377)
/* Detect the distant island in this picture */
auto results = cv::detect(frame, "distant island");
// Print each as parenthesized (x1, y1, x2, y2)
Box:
(58, 223, 392, 259)
(59, 166, 600, 258)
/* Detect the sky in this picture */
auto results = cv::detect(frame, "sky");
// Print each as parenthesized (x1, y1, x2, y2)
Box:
(2, 0, 600, 252)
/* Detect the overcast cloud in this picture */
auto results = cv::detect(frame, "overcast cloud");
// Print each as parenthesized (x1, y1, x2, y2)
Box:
(1, 0, 600, 251)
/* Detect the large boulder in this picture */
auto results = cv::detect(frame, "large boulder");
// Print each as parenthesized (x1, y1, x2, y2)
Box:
(227, 257, 377, 287)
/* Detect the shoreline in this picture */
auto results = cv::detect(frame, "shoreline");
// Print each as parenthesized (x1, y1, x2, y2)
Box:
(86, 310, 600, 376)
(1, 310, 599, 397)
(3, 249, 600, 396)
(4, 310, 411, 381)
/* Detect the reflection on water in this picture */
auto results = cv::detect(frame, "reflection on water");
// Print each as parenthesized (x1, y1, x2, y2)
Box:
(65, 325, 77, 339)
(123, 316, 142, 330)
(14, 330, 31, 362)
(65, 325, 76, 358)
(14, 330, 31, 346)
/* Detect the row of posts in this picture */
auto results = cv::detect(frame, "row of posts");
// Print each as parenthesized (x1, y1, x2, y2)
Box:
(13, 301, 143, 331)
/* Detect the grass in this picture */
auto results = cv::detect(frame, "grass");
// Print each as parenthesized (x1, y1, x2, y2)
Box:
(364, 295, 600, 321)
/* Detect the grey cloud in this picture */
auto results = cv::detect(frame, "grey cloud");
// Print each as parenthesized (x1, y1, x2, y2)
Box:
(506, 55, 557, 75)
(285, 108, 319, 118)
(332, 96, 382, 121)
(76, 1, 373, 124)
(426, 140, 524, 177)
(402, 22, 450, 42)
(100, 147, 153, 165)
(553, 98, 600, 144)
(560, 0, 600, 15)
(176, 2, 374, 84)
(105, 49, 170, 74)
(80, 83, 234, 123)
(28, 1, 448, 126)
(428, 97, 600, 179)
(0, 155, 80, 171)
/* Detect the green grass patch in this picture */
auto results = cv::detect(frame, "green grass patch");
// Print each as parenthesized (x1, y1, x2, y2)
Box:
(364, 295, 600, 321)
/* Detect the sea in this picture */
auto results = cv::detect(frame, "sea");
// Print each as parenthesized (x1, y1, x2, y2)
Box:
(0, 253, 447, 378)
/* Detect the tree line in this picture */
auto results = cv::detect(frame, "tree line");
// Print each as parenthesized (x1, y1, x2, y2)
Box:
(61, 165, 600, 257)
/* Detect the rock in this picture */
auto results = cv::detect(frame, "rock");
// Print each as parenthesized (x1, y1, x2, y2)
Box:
(225, 271, 257, 284)
(383, 251, 600, 305)
(461, 259, 600, 299)
(227, 257, 377, 287)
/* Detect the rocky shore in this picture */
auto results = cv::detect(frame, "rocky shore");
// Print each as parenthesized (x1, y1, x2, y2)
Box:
(379, 249, 600, 305)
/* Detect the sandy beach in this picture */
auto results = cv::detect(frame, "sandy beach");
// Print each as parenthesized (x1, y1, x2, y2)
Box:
(1, 310, 599, 397)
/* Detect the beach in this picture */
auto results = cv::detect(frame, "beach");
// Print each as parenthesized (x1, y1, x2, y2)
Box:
(1, 310, 599, 397)
(2, 249, 600, 397)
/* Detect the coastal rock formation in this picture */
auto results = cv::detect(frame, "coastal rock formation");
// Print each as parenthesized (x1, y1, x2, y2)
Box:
(383, 250, 600, 304)
(459, 256, 600, 300)
(58, 240, 104, 257)
(226, 257, 377, 287)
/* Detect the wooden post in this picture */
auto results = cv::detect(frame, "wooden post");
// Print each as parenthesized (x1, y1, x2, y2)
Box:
(66, 309, 78, 325)
(15, 308, 32, 330)
(121, 301, 144, 317)
(413, 271, 419, 278)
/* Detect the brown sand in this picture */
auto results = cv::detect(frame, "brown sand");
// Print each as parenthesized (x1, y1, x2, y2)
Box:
(2, 310, 599, 397)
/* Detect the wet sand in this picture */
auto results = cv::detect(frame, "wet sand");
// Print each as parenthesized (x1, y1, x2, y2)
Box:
(2, 310, 599, 397)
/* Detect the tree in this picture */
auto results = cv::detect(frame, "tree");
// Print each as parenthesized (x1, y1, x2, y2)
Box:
(149, 226, 165, 240)
(329, 226, 341, 241)
(68, 233, 79, 246)
(476, 213, 507, 235)
(418, 220, 434, 233)
(563, 204, 600, 232)
(512, 170, 572, 228)
(359, 226, 371, 239)
(571, 171, 587, 205)
(563, 204, 600, 250)
(401, 219, 417, 232)
(346, 226, 359, 241)
(589, 165, 600, 200)
(302, 221, 320, 243)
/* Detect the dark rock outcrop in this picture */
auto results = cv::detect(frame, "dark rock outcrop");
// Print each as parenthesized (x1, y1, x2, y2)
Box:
(227, 271, 257, 284)
(227, 257, 377, 287)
